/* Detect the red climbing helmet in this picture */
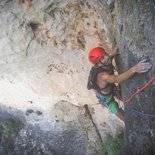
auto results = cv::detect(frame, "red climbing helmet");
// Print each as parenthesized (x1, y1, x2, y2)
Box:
(88, 47, 105, 64)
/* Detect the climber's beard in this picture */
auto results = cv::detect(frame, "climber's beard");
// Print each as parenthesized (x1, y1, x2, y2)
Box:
(99, 54, 110, 66)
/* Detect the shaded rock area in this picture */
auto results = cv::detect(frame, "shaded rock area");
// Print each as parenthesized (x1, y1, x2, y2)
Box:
(0, 101, 103, 155)
(96, 0, 155, 154)
(91, 0, 155, 154)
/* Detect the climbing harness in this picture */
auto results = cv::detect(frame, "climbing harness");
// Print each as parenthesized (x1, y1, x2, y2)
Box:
(119, 75, 155, 104)
(93, 75, 155, 117)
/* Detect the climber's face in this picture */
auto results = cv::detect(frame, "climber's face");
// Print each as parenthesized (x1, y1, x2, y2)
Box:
(99, 53, 110, 65)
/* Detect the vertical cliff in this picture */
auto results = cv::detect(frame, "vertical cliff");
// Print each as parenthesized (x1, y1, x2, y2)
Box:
(1, 0, 154, 154)
(97, 0, 155, 154)
(117, 1, 155, 154)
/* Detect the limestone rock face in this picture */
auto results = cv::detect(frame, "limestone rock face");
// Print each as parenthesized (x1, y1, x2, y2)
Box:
(0, 0, 124, 154)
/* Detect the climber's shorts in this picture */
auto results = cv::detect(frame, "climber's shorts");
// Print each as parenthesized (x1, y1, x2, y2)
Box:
(98, 92, 120, 114)
(108, 100, 119, 114)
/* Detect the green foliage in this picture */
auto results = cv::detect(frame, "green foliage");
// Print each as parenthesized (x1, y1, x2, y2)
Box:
(103, 134, 123, 155)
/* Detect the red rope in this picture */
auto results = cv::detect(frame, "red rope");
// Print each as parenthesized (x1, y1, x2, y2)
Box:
(120, 75, 155, 104)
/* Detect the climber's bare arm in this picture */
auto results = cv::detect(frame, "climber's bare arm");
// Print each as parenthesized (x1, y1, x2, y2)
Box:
(99, 68, 136, 84)
(98, 59, 152, 84)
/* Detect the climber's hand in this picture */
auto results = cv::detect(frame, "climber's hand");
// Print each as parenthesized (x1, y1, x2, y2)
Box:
(134, 59, 152, 73)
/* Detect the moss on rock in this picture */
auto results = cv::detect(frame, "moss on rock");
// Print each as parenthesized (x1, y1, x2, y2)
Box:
(0, 118, 24, 152)
(103, 134, 123, 155)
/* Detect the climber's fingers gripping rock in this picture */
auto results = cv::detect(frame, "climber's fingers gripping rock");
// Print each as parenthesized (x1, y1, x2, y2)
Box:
(134, 59, 152, 73)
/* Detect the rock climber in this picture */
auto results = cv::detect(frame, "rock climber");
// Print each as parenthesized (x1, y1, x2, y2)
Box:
(87, 47, 152, 121)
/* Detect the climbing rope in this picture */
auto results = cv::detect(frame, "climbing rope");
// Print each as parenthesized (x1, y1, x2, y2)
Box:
(119, 75, 155, 104)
